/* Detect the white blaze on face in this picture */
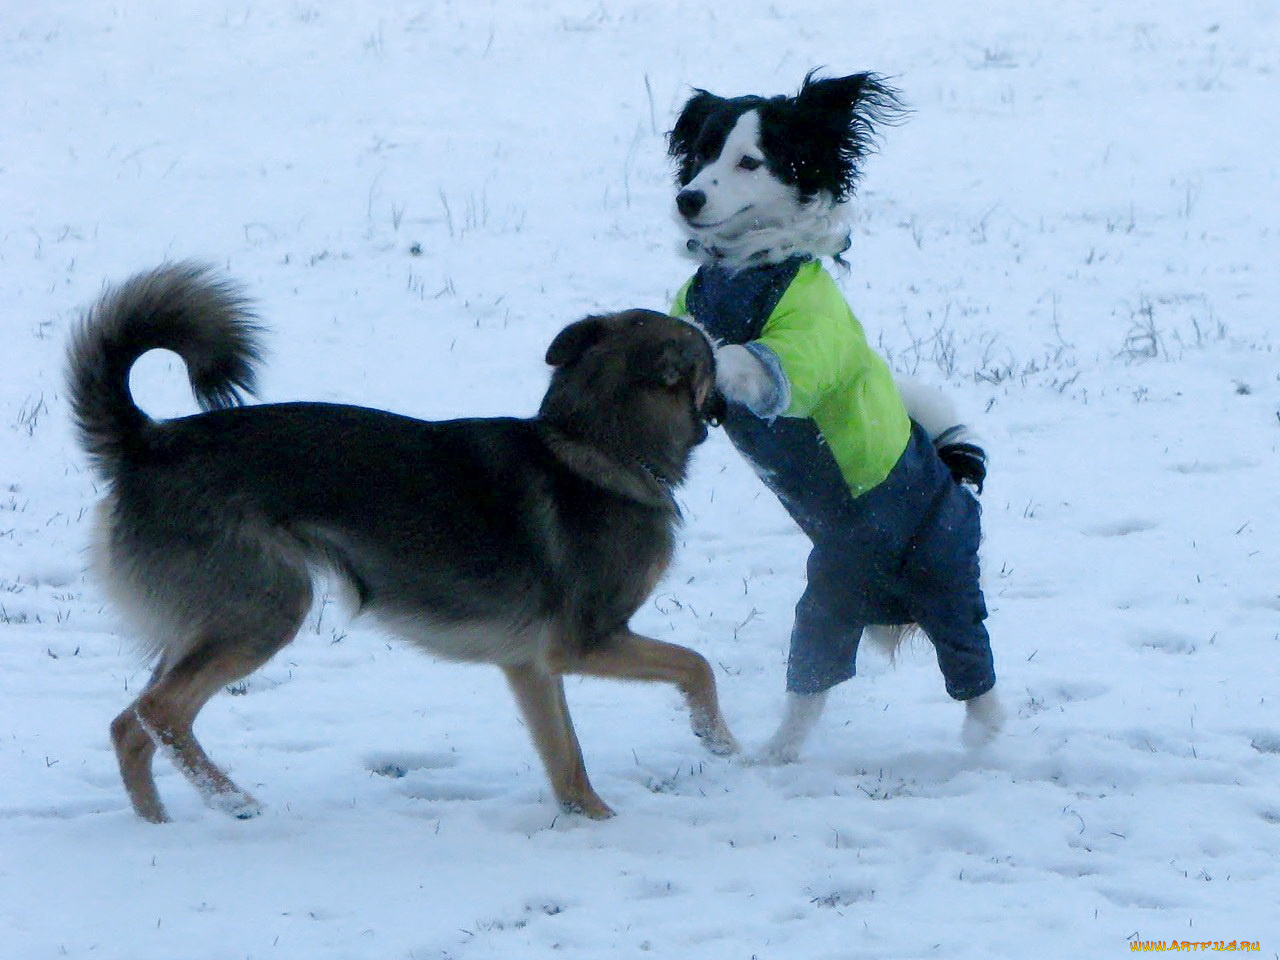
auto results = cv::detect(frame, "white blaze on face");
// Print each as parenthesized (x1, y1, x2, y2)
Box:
(681, 109, 797, 230)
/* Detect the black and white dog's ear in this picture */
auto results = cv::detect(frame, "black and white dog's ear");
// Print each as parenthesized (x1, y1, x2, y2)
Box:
(796, 71, 906, 135)
(793, 71, 907, 198)
(668, 89, 723, 165)
(546, 316, 608, 368)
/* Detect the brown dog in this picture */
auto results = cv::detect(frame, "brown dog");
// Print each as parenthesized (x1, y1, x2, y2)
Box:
(67, 263, 738, 822)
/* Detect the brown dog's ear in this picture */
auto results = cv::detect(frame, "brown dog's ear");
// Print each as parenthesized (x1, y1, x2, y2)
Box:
(645, 340, 693, 388)
(546, 316, 608, 368)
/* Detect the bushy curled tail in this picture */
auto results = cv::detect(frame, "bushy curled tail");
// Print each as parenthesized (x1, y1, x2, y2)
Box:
(66, 262, 262, 480)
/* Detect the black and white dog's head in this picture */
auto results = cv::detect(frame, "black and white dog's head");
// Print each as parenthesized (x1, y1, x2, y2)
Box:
(667, 71, 905, 269)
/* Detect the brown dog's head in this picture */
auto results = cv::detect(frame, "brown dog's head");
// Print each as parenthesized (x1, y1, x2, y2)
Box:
(541, 309, 720, 487)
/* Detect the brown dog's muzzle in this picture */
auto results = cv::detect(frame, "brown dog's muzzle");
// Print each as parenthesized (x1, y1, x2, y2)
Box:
(701, 389, 727, 428)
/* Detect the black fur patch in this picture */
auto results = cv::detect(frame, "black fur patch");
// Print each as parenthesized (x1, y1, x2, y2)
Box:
(668, 71, 907, 202)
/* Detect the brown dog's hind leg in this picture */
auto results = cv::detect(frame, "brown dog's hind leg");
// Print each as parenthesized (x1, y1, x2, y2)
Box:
(502, 662, 615, 819)
(129, 640, 271, 819)
(561, 630, 740, 757)
(132, 643, 265, 819)
(124, 583, 308, 821)
(111, 660, 173, 822)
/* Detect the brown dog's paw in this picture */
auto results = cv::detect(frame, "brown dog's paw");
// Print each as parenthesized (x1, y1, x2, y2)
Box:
(209, 789, 263, 820)
(560, 793, 616, 820)
(694, 717, 741, 757)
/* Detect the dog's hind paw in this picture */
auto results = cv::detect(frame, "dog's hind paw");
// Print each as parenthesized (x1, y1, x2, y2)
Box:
(747, 690, 827, 765)
(747, 740, 801, 766)
(961, 688, 1005, 749)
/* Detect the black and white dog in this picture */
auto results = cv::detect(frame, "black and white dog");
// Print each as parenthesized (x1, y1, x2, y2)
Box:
(669, 70, 897, 268)
(668, 72, 1003, 761)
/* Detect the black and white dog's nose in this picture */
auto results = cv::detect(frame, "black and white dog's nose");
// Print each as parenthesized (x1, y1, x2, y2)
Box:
(676, 189, 707, 219)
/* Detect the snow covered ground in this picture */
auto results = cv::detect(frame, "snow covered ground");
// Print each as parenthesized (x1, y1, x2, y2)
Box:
(3, 2, 1278, 957)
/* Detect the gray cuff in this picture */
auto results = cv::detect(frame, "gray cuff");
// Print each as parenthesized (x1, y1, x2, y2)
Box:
(742, 342, 790, 419)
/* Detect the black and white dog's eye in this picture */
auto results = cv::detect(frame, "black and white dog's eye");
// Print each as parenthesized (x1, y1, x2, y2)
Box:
(737, 156, 762, 171)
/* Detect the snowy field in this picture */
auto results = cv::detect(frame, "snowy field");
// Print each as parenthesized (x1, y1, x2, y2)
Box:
(3, 2, 1279, 957)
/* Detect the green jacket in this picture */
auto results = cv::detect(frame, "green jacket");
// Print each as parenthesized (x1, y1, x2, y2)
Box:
(675, 259, 909, 501)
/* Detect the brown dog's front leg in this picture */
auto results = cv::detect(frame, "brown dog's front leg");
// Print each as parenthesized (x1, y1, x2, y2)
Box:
(502, 662, 615, 819)
(561, 630, 740, 757)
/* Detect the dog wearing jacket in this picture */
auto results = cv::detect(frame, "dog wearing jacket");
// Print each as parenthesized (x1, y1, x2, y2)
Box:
(667, 71, 1003, 761)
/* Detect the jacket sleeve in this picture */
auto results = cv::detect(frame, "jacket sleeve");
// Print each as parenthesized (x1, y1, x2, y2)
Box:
(754, 268, 872, 419)
(670, 279, 693, 318)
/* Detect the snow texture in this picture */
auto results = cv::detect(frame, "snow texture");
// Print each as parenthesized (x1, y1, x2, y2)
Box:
(2, 2, 1278, 958)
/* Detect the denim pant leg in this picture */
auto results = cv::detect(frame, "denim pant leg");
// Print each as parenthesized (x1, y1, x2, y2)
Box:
(784, 542, 905, 695)
(785, 580, 863, 695)
(912, 578, 995, 700)
(904, 487, 996, 701)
